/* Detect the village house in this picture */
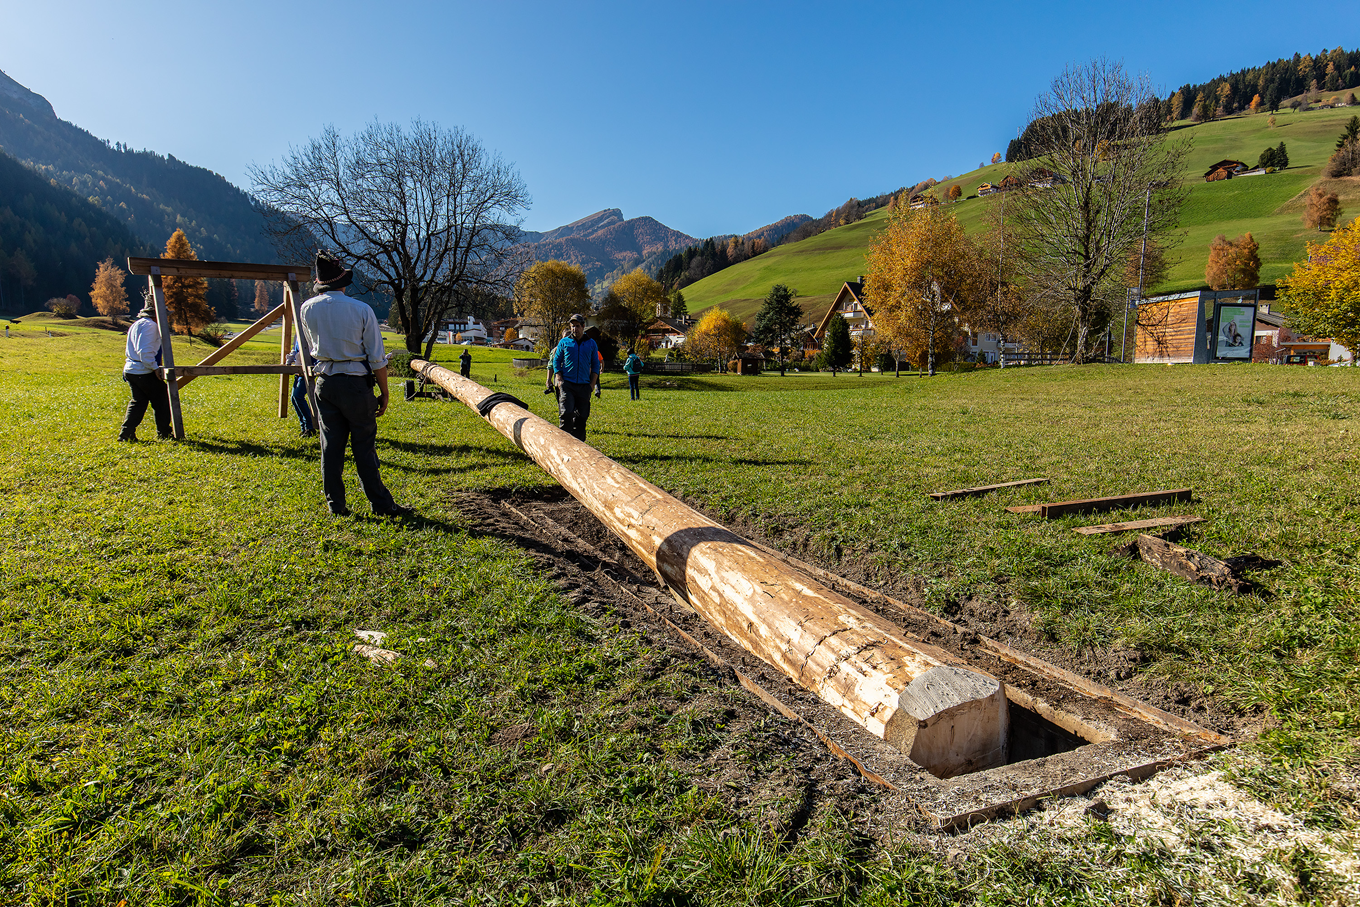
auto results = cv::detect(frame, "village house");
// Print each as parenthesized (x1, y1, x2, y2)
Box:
(1203, 159, 1248, 182)
(814, 278, 877, 364)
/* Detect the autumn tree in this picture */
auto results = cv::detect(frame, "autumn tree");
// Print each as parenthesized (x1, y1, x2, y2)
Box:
(686, 307, 747, 369)
(1249, 93, 1263, 113)
(947, 184, 963, 202)
(974, 192, 1029, 367)
(162, 229, 214, 333)
(820, 314, 853, 374)
(865, 205, 983, 376)
(45, 295, 81, 316)
(90, 257, 129, 322)
(514, 260, 589, 357)
(1122, 237, 1171, 295)
(751, 284, 804, 376)
(1303, 186, 1343, 232)
(1205, 233, 1261, 290)
(1009, 60, 1188, 362)
(252, 120, 530, 357)
(597, 269, 666, 350)
(991, 152, 1002, 164)
(253, 280, 273, 315)
(1278, 216, 1360, 356)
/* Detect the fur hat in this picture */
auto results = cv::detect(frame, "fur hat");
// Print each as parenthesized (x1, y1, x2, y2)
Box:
(314, 251, 353, 292)
(138, 293, 156, 318)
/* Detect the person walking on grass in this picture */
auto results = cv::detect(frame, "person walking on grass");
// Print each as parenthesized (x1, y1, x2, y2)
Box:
(550, 313, 600, 441)
(117, 295, 172, 442)
(299, 251, 411, 518)
(286, 338, 316, 437)
(459, 346, 472, 378)
(624, 348, 644, 400)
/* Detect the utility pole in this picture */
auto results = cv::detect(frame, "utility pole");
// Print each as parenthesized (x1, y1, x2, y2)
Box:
(1125, 180, 1161, 363)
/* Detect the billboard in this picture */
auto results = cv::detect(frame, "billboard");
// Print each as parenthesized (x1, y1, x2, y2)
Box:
(1212, 301, 1256, 361)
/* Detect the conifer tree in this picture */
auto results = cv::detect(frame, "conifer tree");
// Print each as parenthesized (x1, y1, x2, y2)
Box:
(821, 314, 853, 375)
(161, 229, 214, 333)
(1275, 142, 1290, 169)
(752, 284, 804, 376)
(90, 257, 129, 322)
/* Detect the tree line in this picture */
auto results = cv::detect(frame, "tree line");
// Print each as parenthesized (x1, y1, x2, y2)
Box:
(1164, 46, 1359, 122)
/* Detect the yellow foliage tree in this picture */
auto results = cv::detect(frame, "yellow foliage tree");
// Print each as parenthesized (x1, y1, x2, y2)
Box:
(514, 260, 589, 356)
(865, 205, 983, 376)
(1278, 216, 1360, 356)
(90, 257, 129, 322)
(685, 307, 747, 367)
(1205, 233, 1261, 290)
(598, 269, 666, 348)
(253, 280, 273, 315)
(161, 229, 214, 333)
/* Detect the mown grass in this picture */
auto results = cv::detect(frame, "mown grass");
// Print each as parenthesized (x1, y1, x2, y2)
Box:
(1, 322, 1357, 904)
(681, 105, 1360, 320)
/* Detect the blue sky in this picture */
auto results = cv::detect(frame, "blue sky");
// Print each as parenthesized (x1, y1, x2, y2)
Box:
(0, 1, 1352, 237)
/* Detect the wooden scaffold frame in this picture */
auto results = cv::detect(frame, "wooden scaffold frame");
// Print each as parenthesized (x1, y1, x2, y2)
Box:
(127, 257, 315, 439)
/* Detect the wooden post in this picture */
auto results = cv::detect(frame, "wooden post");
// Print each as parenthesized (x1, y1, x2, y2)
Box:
(176, 301, 287, 389)
(278, 299, 293, 418)
(149, 272, 185, 439)
(413, 360, 1010, 778)
(286, 278, 318, 417)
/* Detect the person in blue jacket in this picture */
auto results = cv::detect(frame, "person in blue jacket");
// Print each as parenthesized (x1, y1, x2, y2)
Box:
(623, 348, 644, 400)
(550, 313, 600, 441)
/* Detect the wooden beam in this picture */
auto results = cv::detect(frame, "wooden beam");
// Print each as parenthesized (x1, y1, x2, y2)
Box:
(929, 478, 1048, 500)
(159, 365, 303, 377)
(149, 275, 185, 439)
(128, 257, 311, 281)
(413, 360, 1011, 778)
(1039, 489, 1192, 519)
(1074, 515, 1203, 536)
(286, 280, 318, 419)
(1006, 505, 1043, 514)
(176, 302, 286, 389)
(1128, 534, 1250, 593)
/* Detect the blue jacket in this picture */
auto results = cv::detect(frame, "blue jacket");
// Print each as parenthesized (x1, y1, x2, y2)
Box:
(552, 335, 600, 384)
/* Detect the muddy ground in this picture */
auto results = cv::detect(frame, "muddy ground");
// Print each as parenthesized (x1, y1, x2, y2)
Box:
(450, 486, 1267, 839)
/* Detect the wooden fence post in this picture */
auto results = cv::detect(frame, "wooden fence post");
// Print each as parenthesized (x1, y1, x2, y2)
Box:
(149, 272, 184, 439)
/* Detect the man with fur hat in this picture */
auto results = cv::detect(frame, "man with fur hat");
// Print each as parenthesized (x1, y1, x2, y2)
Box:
(298, 251, 411, 517)
(117, 292, 172, 442)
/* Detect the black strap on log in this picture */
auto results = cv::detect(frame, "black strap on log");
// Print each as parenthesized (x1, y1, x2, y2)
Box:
(476, 392, 529, 417)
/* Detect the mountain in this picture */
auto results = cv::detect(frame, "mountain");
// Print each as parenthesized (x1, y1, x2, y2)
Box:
(518, 208, 700, 294)
(0, 68, 276, 266)
(0, 147, 150, 312)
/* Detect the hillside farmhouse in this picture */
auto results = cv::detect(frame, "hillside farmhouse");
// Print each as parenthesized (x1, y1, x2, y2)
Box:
(814, 278, 876, 345)
(1203, 159, 1248, 182)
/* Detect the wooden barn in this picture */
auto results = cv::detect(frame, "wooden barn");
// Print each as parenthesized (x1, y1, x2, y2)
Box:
(1203, 159, 1247, 182)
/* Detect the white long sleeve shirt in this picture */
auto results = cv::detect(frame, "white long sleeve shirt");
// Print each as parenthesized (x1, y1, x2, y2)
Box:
(298, 290, 387, 377)
(123, 317, 161, 375)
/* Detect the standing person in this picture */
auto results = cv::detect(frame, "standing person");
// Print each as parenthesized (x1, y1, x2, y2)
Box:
(299, 251, 411, 517)
(550, 314, 600, 441)
(459, 347, 472, 378)
(286, 339, 316, 437)
(624, 348, 644, 400)
(117, 295, 172, 442)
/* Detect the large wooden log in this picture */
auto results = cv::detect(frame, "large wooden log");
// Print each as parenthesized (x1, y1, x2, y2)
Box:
(413, 360, 1010, 778)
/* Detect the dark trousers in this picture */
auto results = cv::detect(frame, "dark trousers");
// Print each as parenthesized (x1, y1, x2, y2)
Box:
(291, 375, 315, 434)
(314, 374, 396, 513)
(120, 371, 172, 440)
(557, 381, 592, 441)
(627, 374, 640, 400)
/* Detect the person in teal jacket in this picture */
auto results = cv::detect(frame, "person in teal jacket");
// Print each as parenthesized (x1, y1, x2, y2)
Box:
(623, 348, 644, 400)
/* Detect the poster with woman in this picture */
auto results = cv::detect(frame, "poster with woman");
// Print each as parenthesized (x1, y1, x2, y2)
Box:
(1213, 302, 1255, 360)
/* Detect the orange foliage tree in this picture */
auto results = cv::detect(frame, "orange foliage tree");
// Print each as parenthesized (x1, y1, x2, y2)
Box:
(1205, 233, 1261, 290)
(161, 229, 214, 333)
(1303, 186, 1343, 232)
(90, 257, 129, 322)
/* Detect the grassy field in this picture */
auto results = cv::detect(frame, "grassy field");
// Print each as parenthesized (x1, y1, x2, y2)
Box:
(682, 105, 1360, 324)
(2, 321, 1357, 904)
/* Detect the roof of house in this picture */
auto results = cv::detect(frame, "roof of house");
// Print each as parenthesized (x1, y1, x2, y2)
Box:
(814, 280, 875, 338)
(1204, 159, 1247, 176)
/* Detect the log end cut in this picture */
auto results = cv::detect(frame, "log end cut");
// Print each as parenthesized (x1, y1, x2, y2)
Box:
(885, 665, 1010, 779)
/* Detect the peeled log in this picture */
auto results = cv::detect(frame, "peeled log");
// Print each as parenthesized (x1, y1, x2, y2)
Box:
(413, 361, 1009, 777)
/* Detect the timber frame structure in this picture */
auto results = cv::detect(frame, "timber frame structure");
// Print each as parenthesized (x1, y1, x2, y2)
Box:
(127, 258, 314, 439)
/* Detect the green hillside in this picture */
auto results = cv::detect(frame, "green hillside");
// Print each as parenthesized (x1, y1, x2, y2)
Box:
(683, 105, 1360, 325)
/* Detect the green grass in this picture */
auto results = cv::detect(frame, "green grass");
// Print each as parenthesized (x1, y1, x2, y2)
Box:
(1, 322, 1357, 904)
(682, 105, 1360, 323)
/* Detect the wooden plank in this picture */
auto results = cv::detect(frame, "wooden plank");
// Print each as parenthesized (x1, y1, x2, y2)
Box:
(415, 360, 1011, 778)
(1006, 505, 1043, 514)
(159, 365, 303, 377)
(929, 478, 1049, 499)
(176, 302, 286, 389)
(1040, 488, 1192, 519)
(1131, 534, 1250, 593)
(1074, 515, 1203, 536)
(278, 301, 293, 418)
(128, 257, 311, 281)
(149, 275, 185, 439)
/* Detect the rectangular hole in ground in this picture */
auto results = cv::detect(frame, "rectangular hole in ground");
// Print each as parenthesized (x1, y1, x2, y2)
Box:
(1005, 702, 1089, 765)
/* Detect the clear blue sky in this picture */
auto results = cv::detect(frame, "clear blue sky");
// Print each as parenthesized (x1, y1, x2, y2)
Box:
(1, 1, 1352, 237)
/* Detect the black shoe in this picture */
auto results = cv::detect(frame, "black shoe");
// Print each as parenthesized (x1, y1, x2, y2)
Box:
(328, 506, 352, 516)
(300, 429, 317, 438)
(373, 504, 415, 518)
(117, 434, 136, 443)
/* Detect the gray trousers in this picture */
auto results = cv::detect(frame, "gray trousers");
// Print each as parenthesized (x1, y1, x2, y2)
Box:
(314, 374, 396, 513)
(120, 371, 172, 440)
(557, 381, 592, 441)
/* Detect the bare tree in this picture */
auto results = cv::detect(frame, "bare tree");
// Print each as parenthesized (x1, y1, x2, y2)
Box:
(251, 120, 531, 357)
(1010, 60, 1189, 362)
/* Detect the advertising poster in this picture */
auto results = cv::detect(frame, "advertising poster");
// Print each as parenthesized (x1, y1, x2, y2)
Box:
(1213, 302, 1255, 360)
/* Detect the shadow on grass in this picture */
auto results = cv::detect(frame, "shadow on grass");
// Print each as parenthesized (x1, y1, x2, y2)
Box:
(619, 452, 811, 468)
(181, 437, 317, 462)
(593, 429, 733, 441)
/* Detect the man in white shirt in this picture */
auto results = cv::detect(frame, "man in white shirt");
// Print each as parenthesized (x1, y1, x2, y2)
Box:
(299, 252, 410, 517)
(118, 296, 172, 442)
